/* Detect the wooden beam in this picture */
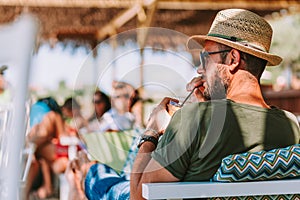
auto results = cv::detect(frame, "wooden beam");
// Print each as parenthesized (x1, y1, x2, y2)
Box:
(96, 4, 142, 40)
(137, 0, 157, 47)
(136, 0, 158, 126)
(96, 0, 156, 40)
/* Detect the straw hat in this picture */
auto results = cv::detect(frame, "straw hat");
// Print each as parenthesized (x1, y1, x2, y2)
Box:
(187, 9, 282, 66)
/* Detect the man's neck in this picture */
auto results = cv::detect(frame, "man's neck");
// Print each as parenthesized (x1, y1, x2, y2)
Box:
(227, 71, 270, 108)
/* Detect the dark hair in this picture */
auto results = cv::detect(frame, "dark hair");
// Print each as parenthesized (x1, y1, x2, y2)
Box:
(217, 43, 232, 62)
(38, 97, 62, 115)
(130, 89, 142, 110)
(94, 90, 111, 113)
(62, 97, 80, 110)
(239, 51, 267, 80)
(217, 43, 267, 80)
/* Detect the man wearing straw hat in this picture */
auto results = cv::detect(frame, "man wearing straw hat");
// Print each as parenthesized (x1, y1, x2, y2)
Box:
(130, 8, 300, 199)
(65, 9, 300, 200)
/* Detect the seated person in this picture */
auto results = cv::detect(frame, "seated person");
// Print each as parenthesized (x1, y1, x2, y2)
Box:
(65, 9, 300, 200)
(129, 89, 145, 128)
(62, 97, 89, 133)
(87, 90, 111, 132)
(25, 97, 72, 199)
(95, 81, 139, 132)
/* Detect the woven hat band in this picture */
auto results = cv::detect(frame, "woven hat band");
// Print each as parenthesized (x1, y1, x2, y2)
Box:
(208, 9, 272, 53)
(207, 33, 267, 52)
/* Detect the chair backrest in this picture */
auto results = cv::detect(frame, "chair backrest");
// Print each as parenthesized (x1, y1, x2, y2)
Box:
(0, 14, 38, 199)
(82, 130, 139, 173)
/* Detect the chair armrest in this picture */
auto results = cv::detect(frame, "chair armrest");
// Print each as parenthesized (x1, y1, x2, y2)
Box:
(21, 143, 36, 182)
(60, 136, 80, 160)
(142, 179, 300, 200)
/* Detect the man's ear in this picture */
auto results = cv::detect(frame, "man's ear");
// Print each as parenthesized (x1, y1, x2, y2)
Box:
(228, 49, 241, 73)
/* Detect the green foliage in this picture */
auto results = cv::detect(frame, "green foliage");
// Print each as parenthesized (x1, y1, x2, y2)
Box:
(270, 13, 300, 66)
(263, 13, 300, 85)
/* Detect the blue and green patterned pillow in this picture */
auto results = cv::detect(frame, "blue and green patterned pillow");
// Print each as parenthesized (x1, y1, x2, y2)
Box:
(212, 144, 300, 182)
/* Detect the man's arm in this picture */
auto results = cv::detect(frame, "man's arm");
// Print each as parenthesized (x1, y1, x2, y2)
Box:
(130, 138, 179, 200)
(130, 97, 180, 200)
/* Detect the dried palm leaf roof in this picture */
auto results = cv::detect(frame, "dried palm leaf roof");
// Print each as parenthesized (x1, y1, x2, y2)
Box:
(0, 0, 299, 50)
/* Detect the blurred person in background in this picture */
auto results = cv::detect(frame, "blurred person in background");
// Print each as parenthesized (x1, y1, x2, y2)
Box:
(129, 89, 145, 128)
(87, 90, 111, 132)
(25, 97, 72, 199)
(62, 97, 89, 133)
(96, 81, 142, 132)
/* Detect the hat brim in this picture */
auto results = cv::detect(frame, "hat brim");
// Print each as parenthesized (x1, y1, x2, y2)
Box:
(187, 35, 282, 66)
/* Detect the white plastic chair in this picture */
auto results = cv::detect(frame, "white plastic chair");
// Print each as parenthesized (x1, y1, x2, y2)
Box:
(59, 135, 80, 200)
(0, 14, 38, 199)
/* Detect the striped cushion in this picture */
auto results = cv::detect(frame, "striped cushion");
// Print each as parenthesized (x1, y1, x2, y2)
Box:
(210, 194, 300, 200)
(212, 144, 300, 182)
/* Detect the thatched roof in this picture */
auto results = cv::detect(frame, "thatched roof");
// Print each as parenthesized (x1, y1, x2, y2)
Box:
(1, 0, 299, 50)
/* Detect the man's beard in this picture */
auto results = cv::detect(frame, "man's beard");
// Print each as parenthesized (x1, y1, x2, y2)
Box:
(203, 74, 228, 100)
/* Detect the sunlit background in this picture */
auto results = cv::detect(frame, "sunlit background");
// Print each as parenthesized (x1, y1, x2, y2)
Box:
(0, 1, 299, 118)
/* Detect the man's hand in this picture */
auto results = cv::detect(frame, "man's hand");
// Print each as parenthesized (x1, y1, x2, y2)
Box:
(65, 159, 83, 188)
(65, 159, 88, 200)
(186, 74, 207, 102)
(146, 97, 179, 135)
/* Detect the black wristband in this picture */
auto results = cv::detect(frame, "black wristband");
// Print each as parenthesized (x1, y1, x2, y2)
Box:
(137, 135, 158, 148)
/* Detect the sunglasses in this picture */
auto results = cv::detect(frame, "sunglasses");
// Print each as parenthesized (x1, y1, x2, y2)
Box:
(200, 49, 231, 70)
(93, 99, 103, 104)
(112, 94, 130, 99)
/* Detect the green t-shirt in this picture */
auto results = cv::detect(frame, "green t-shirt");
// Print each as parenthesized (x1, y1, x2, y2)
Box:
(152, 99, 300, 181)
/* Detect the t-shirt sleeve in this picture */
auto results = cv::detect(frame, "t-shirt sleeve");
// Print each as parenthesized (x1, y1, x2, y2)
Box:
(152, 104, 203, 180)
